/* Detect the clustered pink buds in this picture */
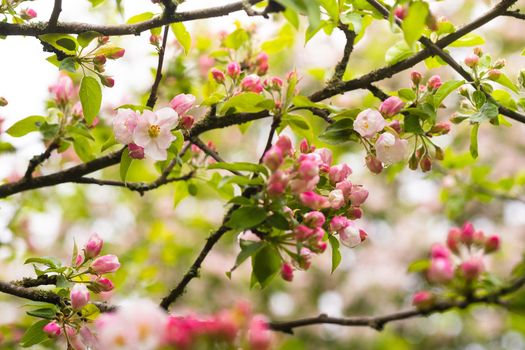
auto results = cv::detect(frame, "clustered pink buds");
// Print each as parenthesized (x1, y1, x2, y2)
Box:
(241, 74, 264, 93)
(413, 222, 501, 309)
(427, 75, 442, 90)
(261, 136, 368, 281)
(49, 75, 76, 104)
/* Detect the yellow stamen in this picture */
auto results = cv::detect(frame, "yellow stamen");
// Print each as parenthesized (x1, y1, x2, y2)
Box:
(148, 124, 161, 138)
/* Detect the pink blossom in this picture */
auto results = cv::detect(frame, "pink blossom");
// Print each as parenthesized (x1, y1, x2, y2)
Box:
(248, 316, 272, 350)
(460, 221, 475, 245)
(347, 206, 363, 219)
(330, 216, 349, 233)
(412, 291, 434, 309)
(262, 146, 283, 171)
(280, 263, 294, 282)
(128, 143, 145, 159)
(430, 244, 450, 260)
(464, 54, 479, 67)
(335, 180, 352, 197)
(298, 159, 319, 179)
(314, 148, 333, 169)
(447, 227, 461, 254)
(427, 75, 442, 90)
(113, 109, 139, 145)
(43, 321, 62, 337)
(299, 138, 313, 153)
(72, 101, 83, 119)
(394, 6, 407, 19)
(379, 96, 405, 117)
(133, 108, 179, 161)
(375, 132, 408, 164)
(288, 176, 319, 194)
(241, 74, 264, 93)
(339, 222, 364, 248)
(91, 254, 120, 274)
(461, 257, 484, 280)
(303, 211, 325, 228)
(227, 61, 241, 78)
(485, 235, 500, 253)
(264, 76, 283, 90)
(275, 135, 293, 156)
(266, 170, 288, 197)
(211, 68, 226, 83)
(294, 225, 315, 240)
(328, 189, 345, 209)
(180, 114, 194, 129)
(84, 233, 103, 259)
(70, 284, 90, 309)
(328, 164, 352, 184)
(74, 254, 84, 267)
(20, 8, 37, 20)
(49, 75, 75, 104)
(169, 94, 195, 116)
(299, 191, 329, 210)
(96, 299, 167, 350)
(349, 185, 368, 206)
(427, 258, 454, 283)
(354, 109, 386, 138)
(106, 49, 125, 60)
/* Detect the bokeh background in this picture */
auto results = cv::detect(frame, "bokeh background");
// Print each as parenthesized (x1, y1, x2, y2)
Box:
(2, 0, 525, 348)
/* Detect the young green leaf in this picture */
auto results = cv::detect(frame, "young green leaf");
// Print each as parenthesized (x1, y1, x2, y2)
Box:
(401, 1, 429, 48)
(119, 149, 132, 182)
(328, 235, 341, 274)
(79, 76, 102, 125)
(171, 23, 191, 55)
(6, 116, 46, 137)
(226, 207, 268, 230)
(470, 123, 480, 159)
(20, 320, 49, 347)
(251, 244, 281, 288)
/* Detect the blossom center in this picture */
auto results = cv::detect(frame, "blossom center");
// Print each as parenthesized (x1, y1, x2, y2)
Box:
(148, 124, 161, 138)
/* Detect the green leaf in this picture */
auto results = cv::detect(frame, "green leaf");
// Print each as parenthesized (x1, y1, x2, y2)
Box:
(26, 307, 58, 320)
(24, 257, 58, 268)
(492, 72, 519, 93)
(401, 1, 429, 48)
(220, 93, 266, 114)
(385, 41, 413, 65)
(208, 162, 268, 175)
(227, 240, 265, 278)
(404, 114, 424, 134)
(449, 33, 485, 47)
(251, 244, 281, 288)
(72, 136, 94, 162)
(266, 213, 290, 230)
(81, 304, 100, 320)
(328, 235, 341, 274)
(59, 57, 78, 72)
(319, 118, 358, 144)
(223, 28, 249, 50)
(20, 320, 49, 347)
(119, 149, 132, 182)
(6, 116, 46, 137)
(39, 34, 78, 55)
(226, 206, 268, 230)
(433, 80, 464, 107)
(79, 76, 102, 125)
(470, 123, 480, 159)
(173, 181, 189, 208)
(126, 11, 154, 24)
(0, 141, 15, 153)
(77, 31, 101, 48)
(407, 259, 431, 273)
(470, 102, 498, 123)
(171, 23, 191, 55)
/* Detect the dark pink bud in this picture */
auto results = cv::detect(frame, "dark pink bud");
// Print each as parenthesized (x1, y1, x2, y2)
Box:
(484, 235, 500, 253)
(411, 71, 422, 85)
(211, 68, 226, 84)
(427, 75, 442, 90)
(43, 321, 62, 337)
(460, 257, 484, 280)
(96, 278, 115, 292)
(280, 263, 294, 282)
(20, 8, 37, 20)
(379, 96, 405, 117)
(94, 55, 107, 65)
(460, 222, 475, 245)
(388, 119, 401, 133)
(447, 227, 461, 254)
(365, 155, 383, 174)
(101, 76, 115, 88)
(347, 207, 363, 220)
(84, 233, 103, 258)
(128, 143, 145, 159)
(180, 115, 194, 129)
(430, 121, 451, 135)
(303, 211, 325, 228)
(227, 62, 241, 78)
(107, 49, 125, 59)
(394, 6, 407, 20)
(412, 291, 434, 309)
(464, 54, 479, 68)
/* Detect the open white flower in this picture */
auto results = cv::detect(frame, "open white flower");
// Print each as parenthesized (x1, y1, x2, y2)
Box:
(133, 108, 178, 161)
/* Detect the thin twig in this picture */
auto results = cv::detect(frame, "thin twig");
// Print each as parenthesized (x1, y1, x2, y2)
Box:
(23, 140, 59, 179)
(146, 24, 170, 109)
(329, 25, 356, 83)
(48, 0, 62, 27)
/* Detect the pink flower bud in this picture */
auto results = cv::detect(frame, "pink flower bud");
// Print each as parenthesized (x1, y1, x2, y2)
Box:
(359, 229, 368, 242)
(96, 278, 115, 292)
(98, 36, 109, 44)
(335, 180, 352, 197)
(264, 76, 283, 90)
(128, 143, 145, 159)
(275, 135, 293, 156)
(248, 316, 272, 350)
(484, 235, 500, 254)
(211, 68, 226, 84)
(226, 62, 241, 78)
(328, 164, 352, 184)
(75, 254, 84, 267)
(311, 240, 328, 253)
(256, 52, 269, 66)
(84, 233, 103, 259)
(460, 257, 484, 280)
(430, 244, 450, 260)
(427, 75, 442, 90)
(70, 284, 90, 309)
(94, 55, 107, 65)
(296, 247, 312, 270)
(241, 74, 264, 93)
(298, 160, 319, 179)
(349, 185, 368, 206)
(106, 49, 125, 59)
(180, 114, 194, 129)
(169, 94, 196, 115)
(49, 75, 75, 104)
(379, 96, 405, 117)
(411, 71, 422, 85)
(328, 189, 345, 209)
(303, 211, 325, 228)
(430, 121, 451, 135)
(460, 222, 475, 245)
(388, 119, 402, 133)
(420, 155, 432, 172)
(266, 170, 288, 197)
(20, 8, 37, 20)
(257, 62, 269, 76)
(280, 263, 294, 282)
(149, 34, 161, 46)
(262, 146, 283, 171)
(299, 138, 313, 153)
(339, 223, 363, 248)
(447, 227, 461, 254)
(347, 206, 363, 220)
(464, 54, 479, 68)
(294, 224, 315, 240)
(412, 291, 434, 309)
(43, 321, 62, 337)
(488, 69, 502, 80)
(494, 59, 506, 69)
(365, 155, 383, 174)
(315, 148, 333, 170)
(100, 76, 115, 88)
(427, 257, 454, 283)
(91, 254, 120, 274)
(299, 191, 329, 210)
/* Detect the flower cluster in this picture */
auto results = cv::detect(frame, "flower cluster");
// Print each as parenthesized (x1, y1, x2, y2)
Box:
(262, 136, 368, 281)
(0, 1, 37, 22)
(37, 234, 120, 345)
(112, 94, 195, 160)
(58, 300, 272, 350)
(83, 36, 126, 88)
(412, 222, 501, 310)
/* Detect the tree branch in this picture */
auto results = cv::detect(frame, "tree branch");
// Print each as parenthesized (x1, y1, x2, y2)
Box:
(48, 0, 62, 27)
(269, 275, 525, 334)
(146, 24, 170, 109)
(0, 0, 264, 37)
(23, 140, 59, 179)
(329, 26, 356, 83)
(309, 0, 518, 102)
